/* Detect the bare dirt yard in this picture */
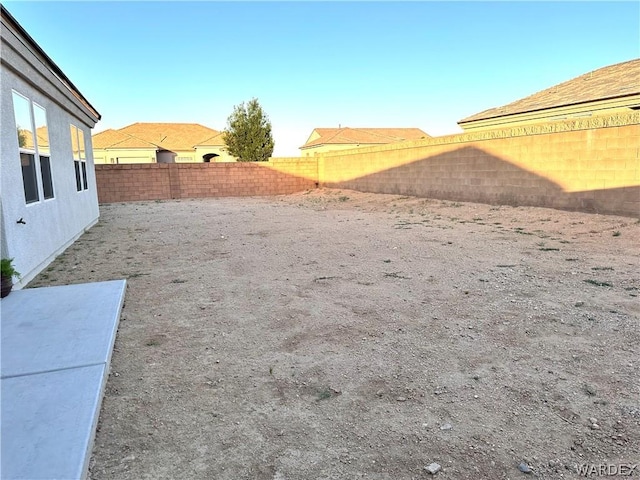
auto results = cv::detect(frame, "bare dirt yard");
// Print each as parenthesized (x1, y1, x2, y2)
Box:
(29, 188, 639, 479)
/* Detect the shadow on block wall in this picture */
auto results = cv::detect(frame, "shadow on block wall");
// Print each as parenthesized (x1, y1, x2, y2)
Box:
(586, 186, 640, 217)
(95, 142, 639, 218)
(323, 146, 639, 218)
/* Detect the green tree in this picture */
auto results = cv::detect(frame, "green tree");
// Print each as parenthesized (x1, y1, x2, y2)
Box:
(17, 127, 27, 148)
(223, 98, 274, 162)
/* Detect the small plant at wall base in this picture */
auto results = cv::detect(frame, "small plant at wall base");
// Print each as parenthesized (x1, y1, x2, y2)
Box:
(1, 258, 20, 298)
(223, 98, 274, 162)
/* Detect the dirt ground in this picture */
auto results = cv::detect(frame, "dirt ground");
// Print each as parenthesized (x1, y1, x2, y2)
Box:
(29, 188, 639, 479)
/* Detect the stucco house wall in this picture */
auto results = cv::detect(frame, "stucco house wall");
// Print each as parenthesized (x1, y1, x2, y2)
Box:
(171, 150, 210, 163)
(1, 6, 101, 287)
(93, 148, 158, 164)
(94, 147, 235, 164)
(300, 127, 430, 157)
(194, 145, 236, 163)
(301, 143, 384, 156)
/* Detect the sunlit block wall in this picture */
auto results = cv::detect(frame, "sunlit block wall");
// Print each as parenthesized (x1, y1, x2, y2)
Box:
(96, 116, 638, 217)
(95, 158, 317, 203)
(318, 113, 639, 217)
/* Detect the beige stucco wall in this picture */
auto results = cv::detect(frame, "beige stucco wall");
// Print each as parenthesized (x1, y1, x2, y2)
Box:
(94, 146, 237, 163)
(194, 145, 236, 162)
(93, 148, 157, 164)
(301, 143, 384, 157)
(170, 150, 198, 163)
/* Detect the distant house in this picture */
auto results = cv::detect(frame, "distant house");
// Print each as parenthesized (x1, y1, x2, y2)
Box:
(1, 5, 101, 287)
(93, 122, 234, 164)
(300, 127, 430, 156)
(458, 58, 640, 132)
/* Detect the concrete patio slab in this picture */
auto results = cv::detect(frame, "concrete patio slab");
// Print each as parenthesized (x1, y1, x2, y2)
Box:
(1, 279, 126, 480)
(2, 365, 105, 480)
(1, 280, 126, 379)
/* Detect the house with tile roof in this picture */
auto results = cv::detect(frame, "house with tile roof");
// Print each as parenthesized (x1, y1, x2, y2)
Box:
(93, 122, 235, 164)
(458, 58, 640, 132)
(1, 4, 101, 287)
(300, 127, 430, 156)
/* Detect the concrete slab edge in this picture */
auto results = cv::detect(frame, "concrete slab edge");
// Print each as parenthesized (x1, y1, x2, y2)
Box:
(80, 279, 127, 480)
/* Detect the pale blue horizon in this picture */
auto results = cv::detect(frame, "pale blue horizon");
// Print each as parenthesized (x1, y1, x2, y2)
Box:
(4, 1, 639, 156)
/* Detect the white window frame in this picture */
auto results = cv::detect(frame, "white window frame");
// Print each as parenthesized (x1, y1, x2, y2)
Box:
(12, 90, 55, 204)
(70, 124, 88, 191)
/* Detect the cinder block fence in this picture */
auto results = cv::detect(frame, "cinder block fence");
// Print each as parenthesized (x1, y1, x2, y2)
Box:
(95, 114, 639, 217)
(318, 114, 639, 218)
(95, 158, 318, 203)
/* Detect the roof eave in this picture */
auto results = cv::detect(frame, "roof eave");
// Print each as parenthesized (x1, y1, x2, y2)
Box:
(1, 5, 101, 121)
(459, 92, 640, 125)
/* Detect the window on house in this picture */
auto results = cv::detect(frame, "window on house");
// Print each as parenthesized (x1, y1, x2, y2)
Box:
(70, 124, 88, 191)
(12, 91, 54, 203)
(20, 153, 38, 203)
(34, 104, 53, 199)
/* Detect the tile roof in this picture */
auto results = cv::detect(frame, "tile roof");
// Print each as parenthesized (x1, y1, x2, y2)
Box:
(118, 123, 221, 150)
(19, 126, 49, 151)
(301, 127, 429, 149)
(196, 132, 227, 146)
(92, 123, 221, 150)
(92, 129, 144, 149)
(460, 58, 640, 124)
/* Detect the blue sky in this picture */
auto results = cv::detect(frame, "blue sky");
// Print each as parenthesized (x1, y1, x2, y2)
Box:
(5, 1, 639, 156)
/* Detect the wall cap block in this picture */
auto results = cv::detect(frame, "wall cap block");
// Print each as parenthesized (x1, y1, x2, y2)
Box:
(320, 112, 640, 158)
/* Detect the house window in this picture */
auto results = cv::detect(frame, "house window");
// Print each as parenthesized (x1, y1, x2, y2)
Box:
(12, 91, 54, 203)
(20, 153, 38, 203)
(34, 104, 53, 199)
(40, 156, 54, 199)
(70, 124, 87, 191)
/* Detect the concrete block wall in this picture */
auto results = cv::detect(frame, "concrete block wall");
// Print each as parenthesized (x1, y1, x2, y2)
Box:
(95, 158, 317, 203)
(319, 113, 639, 217)
(95, 115, 639, 217)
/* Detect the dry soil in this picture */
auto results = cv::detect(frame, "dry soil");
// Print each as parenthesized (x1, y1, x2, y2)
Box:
(28, 188, 640, 479)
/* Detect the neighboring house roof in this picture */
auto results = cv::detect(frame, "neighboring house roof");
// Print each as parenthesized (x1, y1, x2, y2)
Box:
(196, 132, 227, 147)
(93, 123, 222, 150)
(93, 129, 133, 148)
(459, 58, 640, 124)
(301, 127, 429, 149)
(20, 126, 49, 150)
(118, 123, 220, 151)
(1, 5, 100, 122)
(92, 129, 158, 149)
